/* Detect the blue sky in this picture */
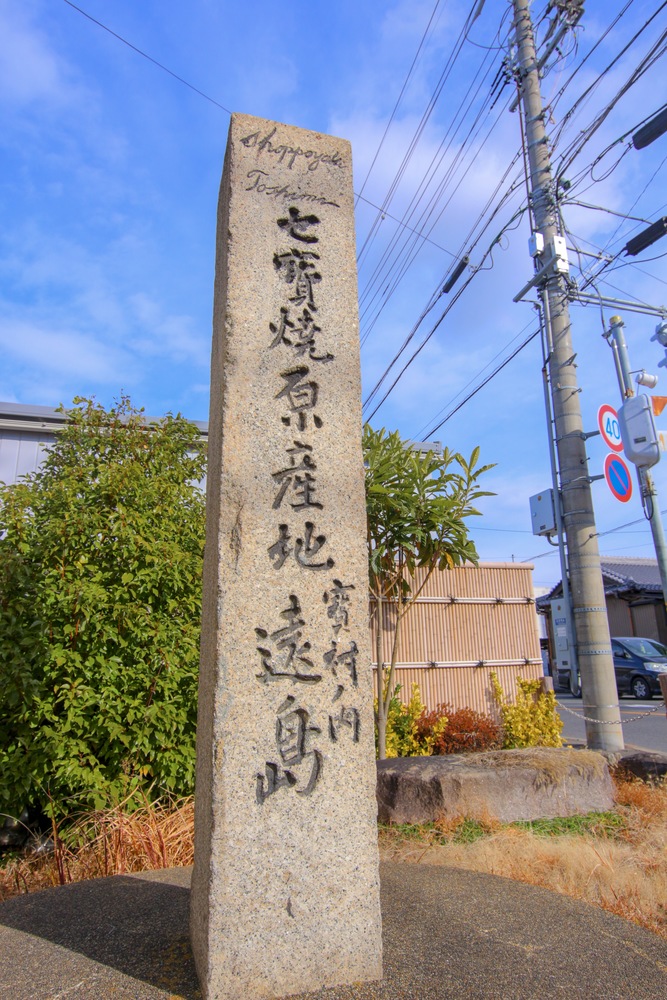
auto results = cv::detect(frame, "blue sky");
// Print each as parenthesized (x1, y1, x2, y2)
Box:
(2, 0, 667, 587)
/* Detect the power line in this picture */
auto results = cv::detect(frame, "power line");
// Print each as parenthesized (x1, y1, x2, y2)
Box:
(413, 317, 538, 439)
(355, 2, 480, 268)
(419, 328, 540, 439)
(361, 156, 525, 409)
(359, 3, 600, 418)
(354, 0, 443, 208)
(524, 512, 667, 564)
(362, 197, 527, 419)
(554, 6, 667, 182)
(358, 76, 515, 341)
(61, 0, 232, 115)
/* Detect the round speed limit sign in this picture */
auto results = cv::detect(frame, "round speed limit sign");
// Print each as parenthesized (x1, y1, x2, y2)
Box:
(597, 403, 623, 453)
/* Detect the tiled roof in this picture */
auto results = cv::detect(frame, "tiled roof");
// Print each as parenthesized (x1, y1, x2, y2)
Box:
(536, 557, 663, 607)
(601, 557, 662, 592)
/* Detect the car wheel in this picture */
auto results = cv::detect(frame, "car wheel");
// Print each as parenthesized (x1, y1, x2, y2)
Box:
(631, 676, 652, 700)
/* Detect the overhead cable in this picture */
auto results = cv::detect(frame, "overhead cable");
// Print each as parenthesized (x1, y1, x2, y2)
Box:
(61, 0, 232, 114)
(354, 0, 443, 208)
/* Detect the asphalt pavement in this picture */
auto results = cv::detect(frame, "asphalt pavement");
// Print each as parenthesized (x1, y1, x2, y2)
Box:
(556, 691, 667, 753)
(1, 864, 667, 999)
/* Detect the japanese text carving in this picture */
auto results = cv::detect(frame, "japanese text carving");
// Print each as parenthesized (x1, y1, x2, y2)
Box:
(256, 695, 323, 804)
(255, 595, 322, 684)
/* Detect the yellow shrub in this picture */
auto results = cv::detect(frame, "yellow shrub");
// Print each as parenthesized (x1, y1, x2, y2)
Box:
(378, 683, 447, 757)
(491, 672, 563, 749)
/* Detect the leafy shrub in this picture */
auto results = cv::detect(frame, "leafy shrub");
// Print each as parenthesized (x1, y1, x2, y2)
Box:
(376, 683, 447, 757)
(0, 397, 206, 815)
(418, 704, 502, 754)
(491, 672, 563, 749)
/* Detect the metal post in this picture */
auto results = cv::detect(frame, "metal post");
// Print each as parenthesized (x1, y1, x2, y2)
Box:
(606, 315, 667, 616)
(512, 0, 623, 749)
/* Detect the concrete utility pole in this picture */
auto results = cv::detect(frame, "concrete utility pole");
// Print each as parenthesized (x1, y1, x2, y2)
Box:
(512, 0, 623, 750)
(606, 315, 667, 615)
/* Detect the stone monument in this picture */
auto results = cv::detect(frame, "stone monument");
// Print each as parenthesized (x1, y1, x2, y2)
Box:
(190, 113, 383, 999)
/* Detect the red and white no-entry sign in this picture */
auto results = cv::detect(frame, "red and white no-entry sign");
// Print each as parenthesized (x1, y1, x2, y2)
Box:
(597, 404, 623, 452)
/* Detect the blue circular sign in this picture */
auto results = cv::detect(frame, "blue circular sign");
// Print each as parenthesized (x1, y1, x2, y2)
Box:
(604, 452, 633, 503)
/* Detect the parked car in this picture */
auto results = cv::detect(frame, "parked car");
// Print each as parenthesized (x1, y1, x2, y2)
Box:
(559, 636, 667, 700)
(611, 636, 667, 700)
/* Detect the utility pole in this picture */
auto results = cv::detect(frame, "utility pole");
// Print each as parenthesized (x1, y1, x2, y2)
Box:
(512, 0, 623, 750)
(606, 315, 667, 614)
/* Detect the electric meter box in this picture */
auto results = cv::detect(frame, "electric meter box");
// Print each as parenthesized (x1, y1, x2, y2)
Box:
(529, 489, 556, 537)
(618, 394, 660, 469)
(549, 598, 575, 690)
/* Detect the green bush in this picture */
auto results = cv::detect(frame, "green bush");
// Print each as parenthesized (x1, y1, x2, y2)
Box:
(0, 397, 206, 815)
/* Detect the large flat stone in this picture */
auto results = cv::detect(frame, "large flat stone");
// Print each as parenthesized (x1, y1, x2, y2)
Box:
(376, 748, 614, 824)
(613, 750, 667, 780)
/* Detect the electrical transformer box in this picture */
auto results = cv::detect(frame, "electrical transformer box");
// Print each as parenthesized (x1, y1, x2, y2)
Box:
(529, 489, 556, 536)
(618, 394, 660, 469)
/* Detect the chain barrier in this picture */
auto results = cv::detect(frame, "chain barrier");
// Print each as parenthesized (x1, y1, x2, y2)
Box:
(556, 699, 665, 726)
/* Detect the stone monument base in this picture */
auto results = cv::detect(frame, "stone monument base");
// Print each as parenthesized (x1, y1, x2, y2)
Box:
(1, 864, 666, 999)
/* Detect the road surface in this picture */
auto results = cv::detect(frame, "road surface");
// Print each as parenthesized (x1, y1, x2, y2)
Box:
(555, 691, 667, 753)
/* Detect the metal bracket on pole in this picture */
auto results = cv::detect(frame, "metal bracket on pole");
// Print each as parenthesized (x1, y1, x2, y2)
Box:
(570, 290, 667, 319)
(560, 475, 604, 489)
(513, 252, 561, 302)
(557, 429, 599, 442)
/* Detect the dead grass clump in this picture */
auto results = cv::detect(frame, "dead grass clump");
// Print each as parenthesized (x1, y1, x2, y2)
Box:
(614, 774, 667, 819)
(477, 748, 609, 787)
(379, 775, 667, 940)
(0, 795, 194, 902)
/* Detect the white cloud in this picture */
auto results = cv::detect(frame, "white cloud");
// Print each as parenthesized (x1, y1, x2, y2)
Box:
(0, 1, 80, 108)
(0, 318, 128, 382)
(130, 293, 209, 367)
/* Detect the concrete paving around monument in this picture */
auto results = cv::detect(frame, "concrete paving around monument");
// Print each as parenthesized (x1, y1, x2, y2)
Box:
(1, 863, 666, 1000)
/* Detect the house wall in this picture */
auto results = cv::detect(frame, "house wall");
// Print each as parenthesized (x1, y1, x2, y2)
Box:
(371, 562, 543, 717)
(630, 602, 660, 641)
(605, 594, 667, 644)
(606, 595, 634, 637)
(0, 429, 56, 485)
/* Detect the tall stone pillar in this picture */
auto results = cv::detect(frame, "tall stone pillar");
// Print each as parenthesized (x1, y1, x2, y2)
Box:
(190, 113, 383, 999)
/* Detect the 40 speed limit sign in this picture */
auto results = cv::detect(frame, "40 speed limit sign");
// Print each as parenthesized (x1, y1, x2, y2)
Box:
(597, 403, 623, 453)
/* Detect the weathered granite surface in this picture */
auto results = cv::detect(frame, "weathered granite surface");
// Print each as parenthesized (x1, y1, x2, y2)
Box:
(376, 748, 615, 824)
(190, 113, 381, 999)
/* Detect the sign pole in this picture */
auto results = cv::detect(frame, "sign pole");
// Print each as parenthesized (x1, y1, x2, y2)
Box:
(605, 316, 667, 618)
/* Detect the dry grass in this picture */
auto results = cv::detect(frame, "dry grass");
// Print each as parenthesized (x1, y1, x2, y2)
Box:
(379, 775, 667, 939)
(1, 777, 666, 943)
(0, 795, 194, 902)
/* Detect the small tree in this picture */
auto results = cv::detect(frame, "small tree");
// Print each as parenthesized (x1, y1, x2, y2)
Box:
(364, 425, 493, 759)
(0, 397, 206, 815)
